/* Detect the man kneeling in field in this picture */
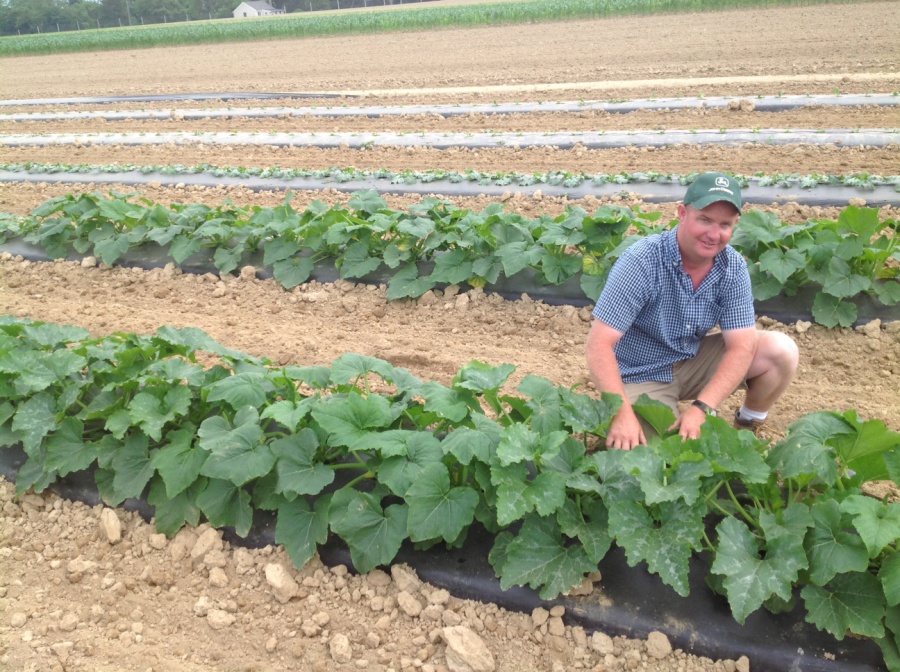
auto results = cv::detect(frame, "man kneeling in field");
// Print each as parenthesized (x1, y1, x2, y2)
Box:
(585, 172, 799, 450)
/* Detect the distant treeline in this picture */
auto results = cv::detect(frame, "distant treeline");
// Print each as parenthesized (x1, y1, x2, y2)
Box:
(0, 0, 435, 36)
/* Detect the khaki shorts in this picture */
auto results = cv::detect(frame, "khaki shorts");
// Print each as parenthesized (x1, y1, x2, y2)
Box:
(623, 333, 747, 412)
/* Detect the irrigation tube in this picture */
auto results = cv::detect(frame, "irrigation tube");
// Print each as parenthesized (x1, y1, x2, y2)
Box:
(2, 129, 897, 150)
(0, 93, 348, 106)
(3, 169, 897, 208)
(1, 94, 897, 123)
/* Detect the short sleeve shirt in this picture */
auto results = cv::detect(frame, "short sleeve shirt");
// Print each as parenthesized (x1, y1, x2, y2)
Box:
(592, 227, 755, 384)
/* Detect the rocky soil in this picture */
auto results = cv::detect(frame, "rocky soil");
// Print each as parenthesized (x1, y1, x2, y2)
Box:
(1, 2, 899, 672)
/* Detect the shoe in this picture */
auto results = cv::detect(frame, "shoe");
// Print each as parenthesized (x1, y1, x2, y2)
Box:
(733, 410, 766, 434)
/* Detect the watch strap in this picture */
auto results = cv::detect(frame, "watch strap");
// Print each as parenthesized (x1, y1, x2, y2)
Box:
(692, 399, 717, 416)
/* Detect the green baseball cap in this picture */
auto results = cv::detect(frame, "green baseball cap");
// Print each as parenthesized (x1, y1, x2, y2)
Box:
(683, 172, 742, 214)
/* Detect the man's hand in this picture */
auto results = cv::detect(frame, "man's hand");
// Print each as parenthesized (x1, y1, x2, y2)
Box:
(606, 407, 646, 450)
(668, 404, 707, 441)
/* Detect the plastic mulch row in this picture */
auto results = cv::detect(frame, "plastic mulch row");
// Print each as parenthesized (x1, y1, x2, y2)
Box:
(0, 445, 886, 672)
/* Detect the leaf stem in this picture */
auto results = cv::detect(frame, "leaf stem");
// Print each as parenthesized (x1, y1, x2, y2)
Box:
(725, 481, 759, 529)
(342, 472, 373, 490)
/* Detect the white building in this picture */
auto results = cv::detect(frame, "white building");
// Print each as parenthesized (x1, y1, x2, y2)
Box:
(232, 2, 285, 18)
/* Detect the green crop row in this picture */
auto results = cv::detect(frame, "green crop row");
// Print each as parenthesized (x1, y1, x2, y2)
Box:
(1, 318, 898, 669)
(2, 190, 899, 327)
(0, 0, 870, 57)
(2, 161, 896, 193)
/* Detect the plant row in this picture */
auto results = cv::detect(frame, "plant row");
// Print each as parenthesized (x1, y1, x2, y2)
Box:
(3, 190, 899, 327)
(2, 162, 896, 193)
(1, 318, 898, 668)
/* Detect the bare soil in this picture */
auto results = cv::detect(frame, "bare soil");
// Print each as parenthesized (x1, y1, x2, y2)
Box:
(1, 3, 899, 672)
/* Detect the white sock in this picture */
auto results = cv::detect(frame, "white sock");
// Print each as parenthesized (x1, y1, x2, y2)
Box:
(738, 405, 768, 422)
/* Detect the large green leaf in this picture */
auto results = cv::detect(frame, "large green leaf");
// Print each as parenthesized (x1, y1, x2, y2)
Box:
(11, 391, 56, 456)
(329, 490, 408, 574)
(128, 386, 192, 441)
(204, 372, 272, 411)
(496, 423, 541, 466)
(270, 430, 334, 497)
(631, 395, 677, 437)
(330, 353, 397, 387)
(149, 427, 207, 499)
(880, 552, 900, 607)
(276, 496, 330, 569)
(111, 432, 155, 502)
(620, 443, 713, 506)
(840, 495, 900, 558)
(21, 322, 89, 348)
(260, 398, 317, 433)
(348, 189, 387, 214)
(496, 480, 529, 527)
(441, 424, 494, 466)
(802, 572, 886, 640)
(689, 417, 770, 483)
(837, 205, 883, 240)
(273, 256, 314, 289)
(768, 412, 847, 485)
(386, 263, 435, 300)
(14, 456, 57, 495)
(148, 476, 203, 537)
(429, 249, 474, 285)
(499, 514, 597, 600)
(197, 408, 274, 487)
(154, 325, 254, 361)
(196, 478, 254, 538)
(518, 374, 561, 435)
(812, 293, 857, 328)
(805, 499, 870, 586)
(44, 417, 97, 477)
(711, 506, 812, 623)
(405, 464, 479, 543)
(495, 241, 544, 276)
(540, 252, 582, 284)
(340, 241, 382, 279)
(377, 432, 444, 496)
(312, 392, 393, 447)
(559, 387, 620, 434)
(829, 411, 900, 482)
(759, 247, 807, 283)
(822, 257, 871, 298)
(556, 498, 612, 565)
(419, 381, 476, 423)
(453, 360, 516, 394)
(609, 498, 705, 596)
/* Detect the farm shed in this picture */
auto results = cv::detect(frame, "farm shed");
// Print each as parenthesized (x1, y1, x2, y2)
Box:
(232, 1, 285, 18)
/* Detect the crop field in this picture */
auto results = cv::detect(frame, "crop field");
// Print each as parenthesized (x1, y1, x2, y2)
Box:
(1, 1, 899, 671)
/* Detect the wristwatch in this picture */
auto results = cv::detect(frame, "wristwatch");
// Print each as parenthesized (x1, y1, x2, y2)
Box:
(691, 399, 717, 416)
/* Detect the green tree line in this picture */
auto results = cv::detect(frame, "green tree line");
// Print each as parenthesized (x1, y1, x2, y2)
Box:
(0, 0, 433, 36)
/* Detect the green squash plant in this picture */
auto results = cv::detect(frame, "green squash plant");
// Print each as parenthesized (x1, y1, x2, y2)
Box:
(1, 190, 898, 327)
(1, 318, 898, 668)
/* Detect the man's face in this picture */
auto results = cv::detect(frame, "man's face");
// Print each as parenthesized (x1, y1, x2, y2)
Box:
(676, 200, 740, 265)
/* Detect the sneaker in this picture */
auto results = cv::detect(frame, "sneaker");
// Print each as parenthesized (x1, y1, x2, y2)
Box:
(733, 410, 766, 434)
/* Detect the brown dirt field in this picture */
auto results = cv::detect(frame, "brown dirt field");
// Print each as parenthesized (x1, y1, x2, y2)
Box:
(1, 3, 899, 672)
(2, 2, 899, 103)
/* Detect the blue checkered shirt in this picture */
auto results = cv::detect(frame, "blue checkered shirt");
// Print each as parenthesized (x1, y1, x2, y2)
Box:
(592, 227, 755, 383)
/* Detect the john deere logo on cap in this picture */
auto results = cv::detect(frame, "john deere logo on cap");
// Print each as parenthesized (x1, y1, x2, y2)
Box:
(715, 177, 730, 188)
